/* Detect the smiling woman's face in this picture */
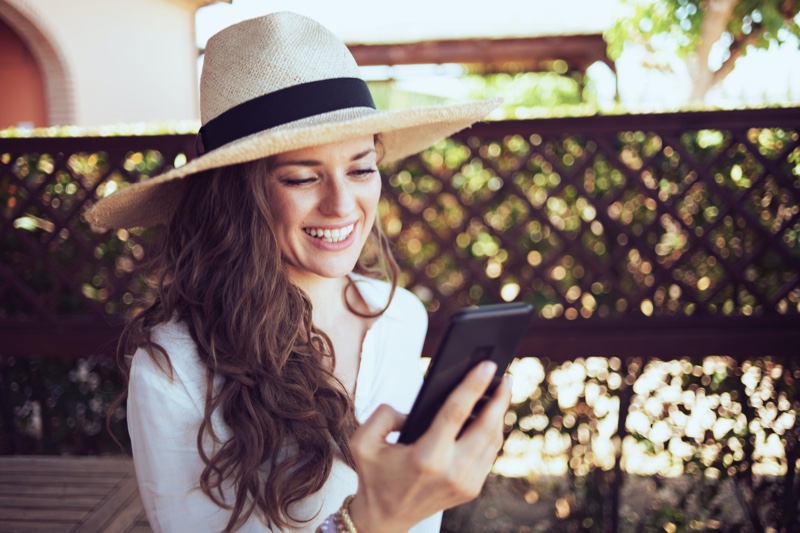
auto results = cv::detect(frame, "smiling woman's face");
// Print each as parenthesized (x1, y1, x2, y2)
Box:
(266, 135, 381, 284)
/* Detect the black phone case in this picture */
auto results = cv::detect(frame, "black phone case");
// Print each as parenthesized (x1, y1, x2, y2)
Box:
(397, 302, 534, 444)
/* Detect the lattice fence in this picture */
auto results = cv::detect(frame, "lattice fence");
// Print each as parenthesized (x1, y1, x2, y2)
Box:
(1, 109, 800, 531)
(2, 110, 798, 347)
(382, 111, 800, 324)
(0, 136, 193, 321)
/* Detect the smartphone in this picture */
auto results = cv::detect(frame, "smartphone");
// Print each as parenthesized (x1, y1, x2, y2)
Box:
(397, 302, 534, 444)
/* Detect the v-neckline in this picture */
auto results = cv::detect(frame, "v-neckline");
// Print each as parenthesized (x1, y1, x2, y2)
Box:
(345, 274, 383, 416)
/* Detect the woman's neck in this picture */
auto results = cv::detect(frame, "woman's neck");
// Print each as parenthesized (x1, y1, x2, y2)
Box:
(287, 271, 351, 329)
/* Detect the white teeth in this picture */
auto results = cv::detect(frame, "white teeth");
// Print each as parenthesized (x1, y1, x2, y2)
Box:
(304, 223, 355, 243)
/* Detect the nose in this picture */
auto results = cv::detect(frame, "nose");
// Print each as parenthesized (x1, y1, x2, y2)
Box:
(319, 175, 356, 217)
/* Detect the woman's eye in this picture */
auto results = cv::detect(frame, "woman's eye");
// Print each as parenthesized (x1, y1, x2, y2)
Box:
(352, 167, 377, 177)
(281, 177, 317, 186)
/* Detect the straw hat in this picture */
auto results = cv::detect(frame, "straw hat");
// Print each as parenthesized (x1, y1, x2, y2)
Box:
(85, 12, 500, 229)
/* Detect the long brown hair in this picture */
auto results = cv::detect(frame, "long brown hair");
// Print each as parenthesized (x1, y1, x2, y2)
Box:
(113, 154, 399, 531)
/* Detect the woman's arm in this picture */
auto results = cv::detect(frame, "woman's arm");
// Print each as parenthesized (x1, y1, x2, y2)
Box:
(128, 346, 274, 533)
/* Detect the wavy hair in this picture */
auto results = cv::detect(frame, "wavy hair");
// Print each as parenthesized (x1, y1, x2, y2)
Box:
(111, 152, 398, 531)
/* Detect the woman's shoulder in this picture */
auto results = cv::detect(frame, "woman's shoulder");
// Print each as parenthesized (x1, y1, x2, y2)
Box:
(134, 320, 197, 366)
(128, 319, 227, 434)
(129, 319, 207, 397)
(150, 319, 195, 352)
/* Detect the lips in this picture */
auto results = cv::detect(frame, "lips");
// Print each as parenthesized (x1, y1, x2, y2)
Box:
(303, 223, 355, 243)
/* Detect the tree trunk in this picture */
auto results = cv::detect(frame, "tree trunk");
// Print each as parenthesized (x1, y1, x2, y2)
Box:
(686, 0, 738, 103)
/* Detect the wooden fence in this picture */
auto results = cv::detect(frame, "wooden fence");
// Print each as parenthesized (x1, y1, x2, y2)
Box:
(1, 108, 799, 531)
(2, 109, 798, 358)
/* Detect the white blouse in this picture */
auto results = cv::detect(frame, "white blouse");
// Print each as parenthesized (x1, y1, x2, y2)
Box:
(127, 275, 443, 532)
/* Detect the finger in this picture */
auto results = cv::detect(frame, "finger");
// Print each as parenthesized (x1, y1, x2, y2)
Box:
(458, 373, 512, 449)
(461, 437, 501, 495)
(352, 404, 406, 455)
(439, 377, 510, 509)
(418, 361, 497, 449)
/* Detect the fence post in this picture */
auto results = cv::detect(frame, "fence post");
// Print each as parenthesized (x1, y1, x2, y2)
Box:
(0, 357, 19, 454)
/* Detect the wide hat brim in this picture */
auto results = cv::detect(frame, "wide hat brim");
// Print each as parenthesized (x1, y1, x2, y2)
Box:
(85, 98, 500, 229)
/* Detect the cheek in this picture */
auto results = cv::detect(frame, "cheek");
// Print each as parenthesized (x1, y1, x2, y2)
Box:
(267, 187, 309, 233)
(358, 181, 381, 238)
(267, 192, 289, 228)
(364, 179, 382, 215)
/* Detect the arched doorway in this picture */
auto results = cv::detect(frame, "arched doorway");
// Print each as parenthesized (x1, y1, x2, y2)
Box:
(0, 0, 74, 127)
(0, 15, 47, 128)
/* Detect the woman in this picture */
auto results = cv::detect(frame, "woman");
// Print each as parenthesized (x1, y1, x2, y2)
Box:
(88, 12, 510, 533)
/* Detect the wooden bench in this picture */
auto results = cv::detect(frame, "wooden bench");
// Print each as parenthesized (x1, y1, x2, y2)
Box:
(0, 456, 151, 533)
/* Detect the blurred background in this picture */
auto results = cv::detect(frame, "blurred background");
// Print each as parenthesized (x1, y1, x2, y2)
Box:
(1, 0, 799, 531)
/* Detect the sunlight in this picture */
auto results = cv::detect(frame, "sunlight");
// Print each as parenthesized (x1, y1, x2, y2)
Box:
(493, 357, 794, 479)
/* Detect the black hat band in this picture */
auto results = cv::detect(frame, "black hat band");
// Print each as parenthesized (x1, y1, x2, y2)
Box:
(196, 77, 376, 155)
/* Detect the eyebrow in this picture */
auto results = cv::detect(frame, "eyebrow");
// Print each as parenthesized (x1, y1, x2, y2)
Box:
(274, 148, 376, 168)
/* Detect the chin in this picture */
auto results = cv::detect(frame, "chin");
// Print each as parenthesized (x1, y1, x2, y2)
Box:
(298, 257, 361, 280)
(321, 262, 360, 279)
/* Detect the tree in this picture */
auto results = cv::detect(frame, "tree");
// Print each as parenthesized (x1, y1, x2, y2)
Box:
(605, 0, 800, 104)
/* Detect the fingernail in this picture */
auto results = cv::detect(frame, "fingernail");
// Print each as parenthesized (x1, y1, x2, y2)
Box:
(504, 374, 514, 388)
(480, 361, 497, 377)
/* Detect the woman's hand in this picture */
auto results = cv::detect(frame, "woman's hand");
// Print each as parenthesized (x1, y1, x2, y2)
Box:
(348, 361, 512, 533)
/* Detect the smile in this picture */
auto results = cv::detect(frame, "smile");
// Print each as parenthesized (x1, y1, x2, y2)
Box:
(303, 223, 355, 243)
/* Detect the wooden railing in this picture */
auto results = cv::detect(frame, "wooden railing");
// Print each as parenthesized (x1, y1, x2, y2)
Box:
(1, 108, 799, 531)
(393, 110, 800, 360)
(2, 110, 798, 357)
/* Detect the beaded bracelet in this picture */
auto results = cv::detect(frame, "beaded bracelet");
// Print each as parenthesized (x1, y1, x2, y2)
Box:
(316, 495, 359, 533)
(338, 495, 358, 532)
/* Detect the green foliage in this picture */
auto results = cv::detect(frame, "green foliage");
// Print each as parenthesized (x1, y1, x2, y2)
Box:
(442, 355, 800, 531)
(465, 72, 584, 108)
(620, 356, 800, 531)
(0, 121, 199, 138)
(0, 150, 161, 318)
(0, 356, 128, 455)
(366, 80, 452, 112)
(2, 118, 799, 530)
(606, 0, 800, 60)
(369, 71, 601, 120)
(381, 126, 800, 319)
